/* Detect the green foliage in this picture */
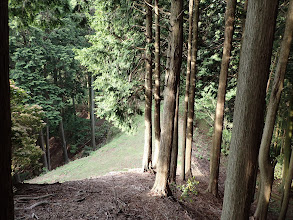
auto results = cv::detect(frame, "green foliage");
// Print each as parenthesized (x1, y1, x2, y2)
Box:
(63, 114, 90, 153)
(9, 4, 90, 131)
(10, 81, 45, 175)
(9, 0, 71, 28)
(194, 0, 241, 128)
(195, 84, 217, 128)
(274, 156, 284, 180)
(176, 177, 199, 201)
(75, 0, 145, 132)
(194, 84, 235, 155)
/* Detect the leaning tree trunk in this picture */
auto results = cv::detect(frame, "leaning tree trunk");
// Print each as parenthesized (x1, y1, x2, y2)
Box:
(46, 119, 51, 171)
(221, 0, 278, 219)
(170, 84, 179, 183)
(278, 148, 293, 220)
(143, 0, 153, 171)
(153, 0, 161, 169)
(254, 1, 293, 218)
(208, 0, 236, 197)
(151, 0, 183, 196)
(60, 119, 69, 164)
(185, 0, 200, 178)
(0, 0, 14, 217)
(39, 130, 49, 170)
(181, 0, 194, 181)
(89, 73, 96, 149)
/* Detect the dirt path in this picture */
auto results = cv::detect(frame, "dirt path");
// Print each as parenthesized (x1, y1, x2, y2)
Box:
(14, 170, 224, 220)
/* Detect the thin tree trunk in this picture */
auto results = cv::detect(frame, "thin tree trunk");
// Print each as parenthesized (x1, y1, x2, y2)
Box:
(0, 0, 14, 216)
(90, 74, 96, 149)
(72, 95, 77, 120)
(60, 119, 69, 164)
(46, 120, 51, 171)
(208, 0, 236, 197)
(282, 93, 293, 187)
(266, 54, 278, 94)
(39, 130, 48, 170)
(170, 84, 179, 183)
(153, 0, 161, 169)
(185, 0, 200, 178)
(181, 0, 194, 181)
(151, 0, 183, 196)
(278, 148, 293, 220)
(255, 1, 293, 218)
(221, 1, 278, 219)
(143, 0, 153, 171)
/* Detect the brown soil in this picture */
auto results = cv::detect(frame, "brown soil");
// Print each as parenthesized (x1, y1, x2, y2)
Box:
(14, 170, 223, 220)
(14, 125, 293, 219)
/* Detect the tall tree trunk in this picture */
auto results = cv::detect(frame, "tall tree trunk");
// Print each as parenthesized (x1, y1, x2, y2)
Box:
(0, 0, 14, 217)
(282, 93, 293, 187)
(153, 0, 161, 169)
(181, 0, 194, 181)
(170, 84, 179, 183)
(185, 0, 200, 178)
(46, 119, 51, 171)
(221, 1, 278, 219)
(72, 94, 77, 120)
(39, 130, 48, 170)
(89, 73, 96, 149)
(60, 119, 69, 164)
(255, 1, 293, 218)
(143, 0, 153, 171)
(278, 148, 293, 220)
(208, 0, 236, 197)
(151, 0, 183, 196)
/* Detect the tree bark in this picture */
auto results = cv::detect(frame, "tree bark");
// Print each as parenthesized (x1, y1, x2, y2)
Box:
(60, 119, 69, 164)
(221, 1, 278, 219)
(151, 0, 183, 196)
(143, 0, 153, 171)
(278, 148, 293, 220)
(181, 0, 194, 181)
(208, 0, 236, 197)
(170, 84, 179, 183)
(254, 1, 293, 218)
(153, 0, 161, 169)
(72, 94, 77, 120)
(46, 120, 51, 171)
(89, 73, 96, 149)
(0, 0, 14, 217)
(39, 130, 49, 170)
(185, 0, 200, 178)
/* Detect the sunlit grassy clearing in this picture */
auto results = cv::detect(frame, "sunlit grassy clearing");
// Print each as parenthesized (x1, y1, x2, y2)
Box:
(29, 118, 145, 184)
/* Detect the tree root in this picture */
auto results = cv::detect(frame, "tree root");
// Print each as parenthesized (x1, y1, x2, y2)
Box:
(15, 194, 54, 201)
(15, 201, 49, 210)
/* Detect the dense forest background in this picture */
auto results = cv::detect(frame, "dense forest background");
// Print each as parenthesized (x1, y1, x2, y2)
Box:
(1, 0, 293, 219)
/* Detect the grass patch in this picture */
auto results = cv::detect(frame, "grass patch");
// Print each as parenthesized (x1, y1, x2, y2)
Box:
(29, 117, 145, 184)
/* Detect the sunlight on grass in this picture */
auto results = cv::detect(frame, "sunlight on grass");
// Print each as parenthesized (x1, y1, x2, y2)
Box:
(29, 117, 145, 184)
(28, 101, 210, 184)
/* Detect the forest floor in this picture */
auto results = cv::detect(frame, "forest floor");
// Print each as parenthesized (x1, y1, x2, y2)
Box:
(14, 144, 226, 220)
(14, 117, 293, 219)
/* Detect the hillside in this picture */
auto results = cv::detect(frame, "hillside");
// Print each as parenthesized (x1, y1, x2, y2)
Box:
(16, 116, 227, 219)
(15, 116, 292, 219)
(29, 118, 146, 184)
